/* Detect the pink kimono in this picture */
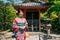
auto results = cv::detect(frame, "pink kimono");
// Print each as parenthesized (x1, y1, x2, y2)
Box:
(12, 17, 28, 40)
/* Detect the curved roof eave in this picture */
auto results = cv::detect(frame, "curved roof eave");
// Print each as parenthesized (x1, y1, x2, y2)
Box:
(15, 2, 51, 6)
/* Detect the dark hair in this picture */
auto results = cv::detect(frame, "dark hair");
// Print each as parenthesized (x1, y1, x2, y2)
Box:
(16, 9, 23, 15)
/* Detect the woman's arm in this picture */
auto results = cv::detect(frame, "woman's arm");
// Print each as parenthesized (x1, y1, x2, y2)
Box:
(25, 19, 28, 31)
(12, 19, 19, 33)
(12, 20, 18, 28)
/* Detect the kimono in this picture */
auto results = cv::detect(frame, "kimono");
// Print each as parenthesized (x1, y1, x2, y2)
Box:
(12, 17, 28, 40)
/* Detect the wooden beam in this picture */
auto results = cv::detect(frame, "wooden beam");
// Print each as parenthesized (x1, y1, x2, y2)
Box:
(44, 0, 48, 2)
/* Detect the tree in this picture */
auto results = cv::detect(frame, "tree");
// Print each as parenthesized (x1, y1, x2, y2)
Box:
(5, 4, 17, 30)
(0, 1, 6, 31)
(47, 1, 60, 33)
(40, 0, 60, 33)
(0, 1, 17, 31)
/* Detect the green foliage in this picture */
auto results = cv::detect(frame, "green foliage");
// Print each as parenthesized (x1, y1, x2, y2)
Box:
(5, 4, 17, 30)
(40, 12, 47, 20)
(40, 0, 60, 33)
(0, 1, 5, 30)
(48, 0, 60, 3)
(50, 11, 58, 20)
(0, 1, 16, 30)
(48, 0, 55, 3)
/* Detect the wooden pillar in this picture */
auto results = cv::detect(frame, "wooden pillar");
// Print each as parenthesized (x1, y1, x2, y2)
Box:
(24, 9, 26, 18)
(32, 13, 33, 32)
(38, 9, 41, 31)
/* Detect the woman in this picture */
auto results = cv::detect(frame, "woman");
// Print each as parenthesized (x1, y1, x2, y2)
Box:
(12, 9, 28, 40)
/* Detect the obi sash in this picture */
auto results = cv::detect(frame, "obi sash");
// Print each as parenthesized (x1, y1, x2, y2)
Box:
(17, 23, 25, 28)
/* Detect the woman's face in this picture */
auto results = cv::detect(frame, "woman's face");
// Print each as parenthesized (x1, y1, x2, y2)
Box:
(19, 10, 23, 18)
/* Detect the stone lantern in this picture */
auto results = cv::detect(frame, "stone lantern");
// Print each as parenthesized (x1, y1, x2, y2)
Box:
(44, 18, 52, 38)
(44, 18, 52, 33)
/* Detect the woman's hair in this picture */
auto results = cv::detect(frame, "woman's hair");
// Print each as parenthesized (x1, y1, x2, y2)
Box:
(16, 9, 23, 15)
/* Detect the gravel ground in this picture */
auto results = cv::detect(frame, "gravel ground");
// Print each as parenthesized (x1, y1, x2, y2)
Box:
(0, 32, 54, 40)
(0, 34, 52, 40)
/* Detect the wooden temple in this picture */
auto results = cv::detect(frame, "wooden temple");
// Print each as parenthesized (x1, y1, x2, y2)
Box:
(14, 0, 51, 32)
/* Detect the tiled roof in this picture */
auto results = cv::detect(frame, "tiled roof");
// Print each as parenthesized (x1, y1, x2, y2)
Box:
(16, 2, 51, 6)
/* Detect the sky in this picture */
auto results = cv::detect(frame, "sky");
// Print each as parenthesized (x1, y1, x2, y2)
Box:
(0, 0, 24, 3)
(0, 0, 7, 3)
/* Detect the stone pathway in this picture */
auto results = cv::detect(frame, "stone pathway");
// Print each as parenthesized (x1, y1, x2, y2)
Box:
(26, 35, 39, 40)
(0, 34, 52, 40)
(0, 32, 59, 40)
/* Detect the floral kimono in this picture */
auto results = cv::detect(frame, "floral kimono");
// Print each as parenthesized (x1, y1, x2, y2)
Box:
(12, 17, 28, 40)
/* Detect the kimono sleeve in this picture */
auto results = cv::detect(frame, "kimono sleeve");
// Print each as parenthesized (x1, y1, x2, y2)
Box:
(25, 19, 28, 31)
(12, 19, 19, 28)
(12, 19, 19, 33)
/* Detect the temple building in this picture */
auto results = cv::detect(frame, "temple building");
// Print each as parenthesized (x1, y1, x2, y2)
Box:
(14, 0, 51, 32)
